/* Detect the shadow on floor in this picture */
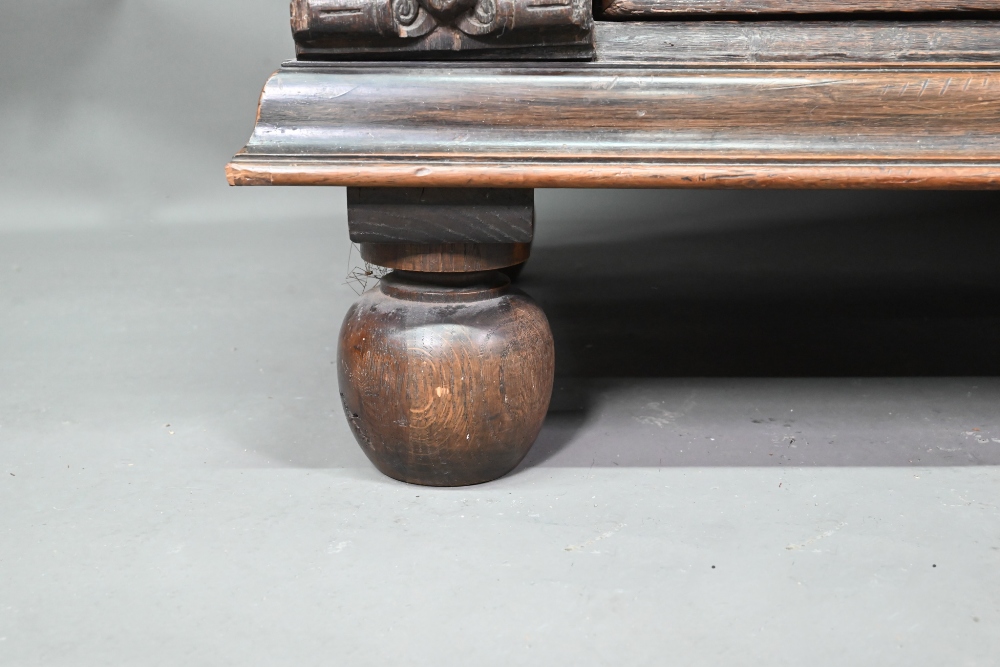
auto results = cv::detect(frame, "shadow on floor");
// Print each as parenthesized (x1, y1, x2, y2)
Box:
(512, 191, 1000, 470)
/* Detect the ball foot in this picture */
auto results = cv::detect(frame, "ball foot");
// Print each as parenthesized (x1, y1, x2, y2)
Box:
(338, 270, 555, 486)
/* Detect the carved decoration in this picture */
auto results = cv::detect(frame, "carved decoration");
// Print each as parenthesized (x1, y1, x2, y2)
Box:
(291, 0, 593, 59)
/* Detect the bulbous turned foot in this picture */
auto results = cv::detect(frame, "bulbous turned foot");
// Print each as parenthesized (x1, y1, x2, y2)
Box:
(338, 270, 555, 486)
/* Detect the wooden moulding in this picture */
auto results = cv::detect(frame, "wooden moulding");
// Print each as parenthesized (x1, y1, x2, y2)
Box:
(359, 242, 532, 271)
(291, 0, 593, 60)
(226, 35, 1000, 190)
(231, 162, 1000, 190)
(599, 0, 1000, 18)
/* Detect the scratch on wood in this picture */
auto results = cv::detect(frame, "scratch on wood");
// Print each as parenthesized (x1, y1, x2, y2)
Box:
(326, 86, 358, 100)
(769, 80, 842, 91)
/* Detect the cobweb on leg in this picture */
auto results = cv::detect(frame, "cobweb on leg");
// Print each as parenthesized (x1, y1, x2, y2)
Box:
(344, 243, 388, 295)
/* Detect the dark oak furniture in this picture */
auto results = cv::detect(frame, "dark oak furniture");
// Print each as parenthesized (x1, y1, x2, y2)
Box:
(229, 0, 1000, 485)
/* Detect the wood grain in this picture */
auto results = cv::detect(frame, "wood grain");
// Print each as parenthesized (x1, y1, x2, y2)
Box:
(360, 242, 532, 271)
(594, 21, 1000, 65)
(229, 161, 1000, 189)
(338, 270, 555, 486)
(227, 61, 1000, 190)
(600, 0, 1000, 17)
(348, 187, 534, 243)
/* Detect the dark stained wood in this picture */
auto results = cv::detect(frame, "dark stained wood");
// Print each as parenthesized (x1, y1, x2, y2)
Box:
(360, 242, 532, 271)
(227, 61, 1000, 190)
(348, 187, 533, 243)
(600, 0, 1000, 17)
(338, 270, 555, 486)
(292, 0, 593, 60)
(594, 21, 1000, 66)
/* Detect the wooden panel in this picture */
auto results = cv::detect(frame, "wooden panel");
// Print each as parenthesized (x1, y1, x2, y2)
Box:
(227, 60, 1000, 189)
(600, 0, 1000, 18)
(348, 188, 534, 243)
(292, 0, 593, 60)
(594, 21, 1000, 66)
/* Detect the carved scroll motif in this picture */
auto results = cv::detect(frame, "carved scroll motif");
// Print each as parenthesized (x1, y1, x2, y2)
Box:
(291, 0, 593, 57)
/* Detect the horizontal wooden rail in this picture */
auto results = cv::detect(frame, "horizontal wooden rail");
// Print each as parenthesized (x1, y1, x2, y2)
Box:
(228, 24, 1000, 190)
(600, 0, 1000, 18)
(593, 21, 1000, 65)
(229, 160, 1000, 189)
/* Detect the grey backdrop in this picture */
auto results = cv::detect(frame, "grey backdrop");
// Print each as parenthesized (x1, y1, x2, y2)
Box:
(3, 3, 1000, 665)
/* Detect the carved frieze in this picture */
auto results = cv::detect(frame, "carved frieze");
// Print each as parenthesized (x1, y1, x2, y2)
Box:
(291, 0, 593, 59)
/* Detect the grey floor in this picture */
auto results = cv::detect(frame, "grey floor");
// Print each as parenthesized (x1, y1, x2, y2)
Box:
(2, 190, 1000, 665)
